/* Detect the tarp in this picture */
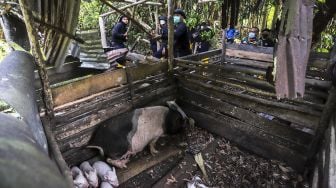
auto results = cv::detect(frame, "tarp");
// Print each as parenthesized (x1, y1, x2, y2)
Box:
(0, 51, 48, 153)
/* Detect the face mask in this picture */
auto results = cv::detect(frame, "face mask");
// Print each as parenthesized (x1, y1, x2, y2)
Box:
(173, 16, 180, 24)
(160, 20, 166, 25)
(248, 32, 256, 39)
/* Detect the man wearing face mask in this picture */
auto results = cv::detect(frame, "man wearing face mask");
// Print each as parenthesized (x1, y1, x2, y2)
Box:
(258, 28, 275, 47)
(173, 9, 191, 57)
(150, 15, 168, 58)
(241, 27, 259, 45)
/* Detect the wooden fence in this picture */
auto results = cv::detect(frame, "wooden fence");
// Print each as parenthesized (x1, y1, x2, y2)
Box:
(174, 45, 332, 172)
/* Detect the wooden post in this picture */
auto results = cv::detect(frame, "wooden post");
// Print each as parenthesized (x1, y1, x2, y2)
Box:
(99, 17, 107, 48)
(221, 29, 226, 63)
(167, 0, 174, 71)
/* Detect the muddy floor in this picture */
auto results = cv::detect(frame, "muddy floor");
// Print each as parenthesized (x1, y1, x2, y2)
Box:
(119, 125, 310, 188)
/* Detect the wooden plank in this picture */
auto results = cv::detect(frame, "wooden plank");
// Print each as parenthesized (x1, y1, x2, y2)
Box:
(117, 147, 182, 184)
(178, 99, 310, 154)
(54, 79, 171, 126)
(177, 70, 325, 111)
(178, 78, 320, 129)
(52, 69, 126, 106)
(182, 109, 307, 172)
(226, 48, 273, 62)
(323, 114, 336, 187)
(54, 73, 167, 112)
(176, 60, 266, 76)
(51, 61, 168, 106)
(179, 87, 314, 147)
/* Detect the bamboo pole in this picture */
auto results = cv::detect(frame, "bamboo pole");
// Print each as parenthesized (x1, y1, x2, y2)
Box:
(100, 0, 150, 17)
(18, 1, 73, 187)
(167, 0, 174, 71)
(99, 17, 107, 48)
(18, 0, 54, 118)
(100, 0, 152, 36)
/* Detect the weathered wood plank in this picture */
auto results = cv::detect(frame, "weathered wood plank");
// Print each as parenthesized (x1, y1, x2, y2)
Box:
(118, 147, 182, 184)
(226, 48, 273, 62)
(52, 69, 126, 106)
(178, 98, 310, 154)
(179, 87, 314, 147)
(51, 61, 168, 106)
(53, 77, 170, 125)
(182, 109, 307, 172)
(176, 60, 266, 76)
(177, 70, 325, 111)
(178, 78, 320, 129)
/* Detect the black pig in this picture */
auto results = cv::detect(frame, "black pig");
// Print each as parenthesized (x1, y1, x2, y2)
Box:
(88, 101, 188, 168)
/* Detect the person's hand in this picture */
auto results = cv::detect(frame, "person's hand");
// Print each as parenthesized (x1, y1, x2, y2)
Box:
(162, 48, 166, 55)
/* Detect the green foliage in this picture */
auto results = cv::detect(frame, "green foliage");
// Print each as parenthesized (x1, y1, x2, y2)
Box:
(78, 0, 108, 30)
(316, 19, 336, 52)
(200, 30, 215, 41)
(185, 12, 201, 29)
(0, 40, 12, 62)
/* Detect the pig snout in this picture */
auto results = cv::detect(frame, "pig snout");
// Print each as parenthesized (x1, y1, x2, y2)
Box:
(100, 182, 113, 188)
(71, 166, 89, 188)
(80, 161, 99, 188)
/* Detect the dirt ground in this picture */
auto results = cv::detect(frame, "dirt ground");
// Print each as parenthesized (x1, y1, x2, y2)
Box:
(120, 125, 310, 188)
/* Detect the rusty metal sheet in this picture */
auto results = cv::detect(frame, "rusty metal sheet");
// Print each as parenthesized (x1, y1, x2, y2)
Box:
(0, 51, 48, 153)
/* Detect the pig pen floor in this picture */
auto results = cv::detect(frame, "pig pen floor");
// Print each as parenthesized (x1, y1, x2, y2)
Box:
(113, 125, 310, 188)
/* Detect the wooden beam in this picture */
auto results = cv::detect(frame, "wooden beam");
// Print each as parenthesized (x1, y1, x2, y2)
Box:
(177, 78, 320, 129)
(178, 89, 313, 151)
(100, 0, 151, 17)
(124, 0, 162, 5)
(98, 17, 107, 48)
(226, 48, 273, 62)
(51, 61, 167, 107)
